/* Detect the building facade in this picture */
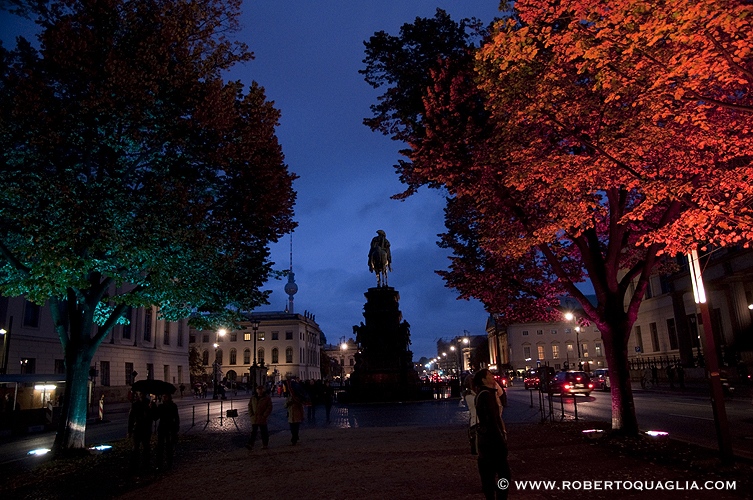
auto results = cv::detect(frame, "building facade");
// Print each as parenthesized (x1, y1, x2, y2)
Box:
(322, 338, 357, 381)
(487, 248, 753, 376)
(0, 296, 189, 408)
(189, 310, 324, 385)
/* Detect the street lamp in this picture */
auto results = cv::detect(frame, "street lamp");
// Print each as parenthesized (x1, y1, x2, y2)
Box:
(212, 328, 226, 399)
(250, 320, 260, 388)
(564, 313, 582, 369)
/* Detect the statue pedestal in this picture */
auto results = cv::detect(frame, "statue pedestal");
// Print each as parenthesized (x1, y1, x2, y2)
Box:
(350, 287, 421, 401)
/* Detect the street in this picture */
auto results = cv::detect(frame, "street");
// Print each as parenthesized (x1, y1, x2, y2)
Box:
(506, 383, 753, 459)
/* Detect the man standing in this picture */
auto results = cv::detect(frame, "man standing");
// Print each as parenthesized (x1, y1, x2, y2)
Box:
(127, 392, 155, 474)
(473, 369, 511, 500)
(247, 385, 272, 450)
(155, 393, 180, 471)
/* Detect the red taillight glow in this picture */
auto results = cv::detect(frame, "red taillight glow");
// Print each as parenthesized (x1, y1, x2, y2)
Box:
(563, 384, 571, 390)
(588, 383, 594, 389)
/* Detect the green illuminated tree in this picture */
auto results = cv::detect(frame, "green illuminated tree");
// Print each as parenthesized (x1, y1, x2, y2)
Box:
(0, 0, 296, 452)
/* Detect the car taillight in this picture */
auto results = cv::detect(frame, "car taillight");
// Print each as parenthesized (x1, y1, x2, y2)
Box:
(588, 383, 594, 389)
(564, 384, 571, 390)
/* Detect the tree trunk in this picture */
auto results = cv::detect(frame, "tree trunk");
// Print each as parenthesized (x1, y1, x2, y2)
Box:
(53, 340, 95, 453)
(602, 322, 639, 436)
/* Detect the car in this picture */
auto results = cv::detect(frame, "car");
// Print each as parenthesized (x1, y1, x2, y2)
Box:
(547, 370, 593, 397)
(591, 368, 611, 391)
(524, 369, 540, 390)
(491, 371, 510, 388)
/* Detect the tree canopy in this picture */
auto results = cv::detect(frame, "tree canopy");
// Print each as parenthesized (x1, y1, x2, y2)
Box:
(0, 0, 296, 450)
(363, 2, 753, 434)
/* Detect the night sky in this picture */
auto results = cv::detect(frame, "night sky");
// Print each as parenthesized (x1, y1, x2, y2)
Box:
(0, 1, 504, 360)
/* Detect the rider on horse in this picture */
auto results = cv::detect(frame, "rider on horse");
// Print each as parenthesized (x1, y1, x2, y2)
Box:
(368, 230, 392, 287)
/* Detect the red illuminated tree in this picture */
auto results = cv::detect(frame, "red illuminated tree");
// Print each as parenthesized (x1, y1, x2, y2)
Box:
(0, 0, 296, 452)
(363, 2, 753, 434)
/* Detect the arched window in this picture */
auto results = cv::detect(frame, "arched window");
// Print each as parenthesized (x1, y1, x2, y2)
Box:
(243, 349, 250, 364)
(229, 348, 237, 365)
(202, 350, 209, 366)
(272, 348, 279, 364)
(285, 347, 293, 363)
(258, 348, 265, 365)
(216, 349, 223, 365)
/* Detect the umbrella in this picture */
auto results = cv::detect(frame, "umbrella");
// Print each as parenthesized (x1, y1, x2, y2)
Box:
(132, 379, 176, 395)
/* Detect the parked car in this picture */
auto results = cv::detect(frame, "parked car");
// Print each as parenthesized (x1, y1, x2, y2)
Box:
(547, 370, 594, 397)
(591, 368, 610, 391)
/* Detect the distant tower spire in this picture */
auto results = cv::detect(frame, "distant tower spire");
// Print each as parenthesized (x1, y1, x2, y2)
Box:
(284, 233, 298, 313)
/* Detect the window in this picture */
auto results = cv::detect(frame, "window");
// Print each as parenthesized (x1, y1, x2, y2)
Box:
(230, 348, 237, 365)
(163, 365, 170, 383)
(243, 349, 250, 364)
(286, 347, 293, 363)
(644, 280, 654, 299)
(272, 348, 279, 364)
(536, 329, 543, 335)
(189, 333, 196, 344)
(272, 331, 279, 340)
(349, 358, 355, 366)
(163, 321, 170, 345)
(20, 358, 35, 374)
(567, 343, 574, 352)
(244, 332, 251, 341)
(634, 325, 644, 353)
(122, 307, 132, 339)
(564, 328, 571, 334)
(257, 331, 265, 341)
(581, 343, 589, 358)
(177, 365, 183, 384)
(258, 348, 265, 365)
(55, 359, 65, 374)
(202, 350, 209, 366)
(551, 329, 557, 334)
(177, 321, 184, 347)
(146, 363, 154, 380)
(537, 345, 545, 359)
(666, 318, 678, 350)
(100, 361, 110, 386)
(522, 330, 529, 336)
(286, 331, 293, 340)
(595, 343, 602, 357)
(143, 308, 152, 342)
(23, 300, 40, 328)
(125, 363, 135, 385)
(230, 331, 237, 342)
(216, 349, 223, 365)
(650, 322, 660, 352)
(552, 345, 559, 359)
(203, 333, 210, 343)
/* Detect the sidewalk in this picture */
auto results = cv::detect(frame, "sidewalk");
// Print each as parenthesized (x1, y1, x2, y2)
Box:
(111, 406, 752, 500)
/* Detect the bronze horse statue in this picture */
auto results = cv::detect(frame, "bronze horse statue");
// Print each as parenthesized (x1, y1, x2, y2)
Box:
(368, 230, 392, 287)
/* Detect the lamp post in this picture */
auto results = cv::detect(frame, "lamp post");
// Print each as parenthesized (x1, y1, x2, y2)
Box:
(212, 328, 226, 399)
(340, 341, 348, 385)
(687, 249, 733, 464)
(0, 315, 12, 374)
(250, 320, 260, 388)
(564, 313, 582, 369)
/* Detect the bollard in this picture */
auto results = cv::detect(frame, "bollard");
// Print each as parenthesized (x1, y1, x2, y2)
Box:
(192, 405, 195, 427)
(573, 393, 578, 421)
(206, 402, 210, 423)
(220, 399, 224, 426)
(98, 395, 105, 421)
(529, 388, 534, 408)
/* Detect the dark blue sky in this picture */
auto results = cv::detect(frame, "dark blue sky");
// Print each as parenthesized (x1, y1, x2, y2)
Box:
(0, 1, 504, 360)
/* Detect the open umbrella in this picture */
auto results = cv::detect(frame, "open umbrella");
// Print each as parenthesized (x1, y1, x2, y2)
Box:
(132, 379, 176, 395)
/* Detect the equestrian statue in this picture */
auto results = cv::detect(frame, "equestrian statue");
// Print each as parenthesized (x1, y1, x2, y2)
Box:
(368, 229, 392, 287)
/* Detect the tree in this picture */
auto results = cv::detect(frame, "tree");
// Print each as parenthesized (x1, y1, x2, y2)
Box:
(0, 0, 296, 452)
(363, 2, 752, 435)
(189, 346, 206, 384)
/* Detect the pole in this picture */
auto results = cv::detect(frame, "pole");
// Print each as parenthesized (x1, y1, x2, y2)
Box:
(688, 250, 733, 464)
(1, 316, 12, 374)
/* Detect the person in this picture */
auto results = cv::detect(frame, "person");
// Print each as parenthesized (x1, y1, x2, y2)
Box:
(473, 369, 510, 500)
(179, 384, 185, 398)
(323, 380, 334, 423)
(641, 367, 651, 389)
(667, 364, 676, 389)
(462, 374, 478, 455)
(155, 393, 179, 471)
(676, 363, 685, 390)
(247, 385, 273, 450)
(127, 392, 155, 474)
(285, 381, 305, 445)
(651, 365, 659, 387)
